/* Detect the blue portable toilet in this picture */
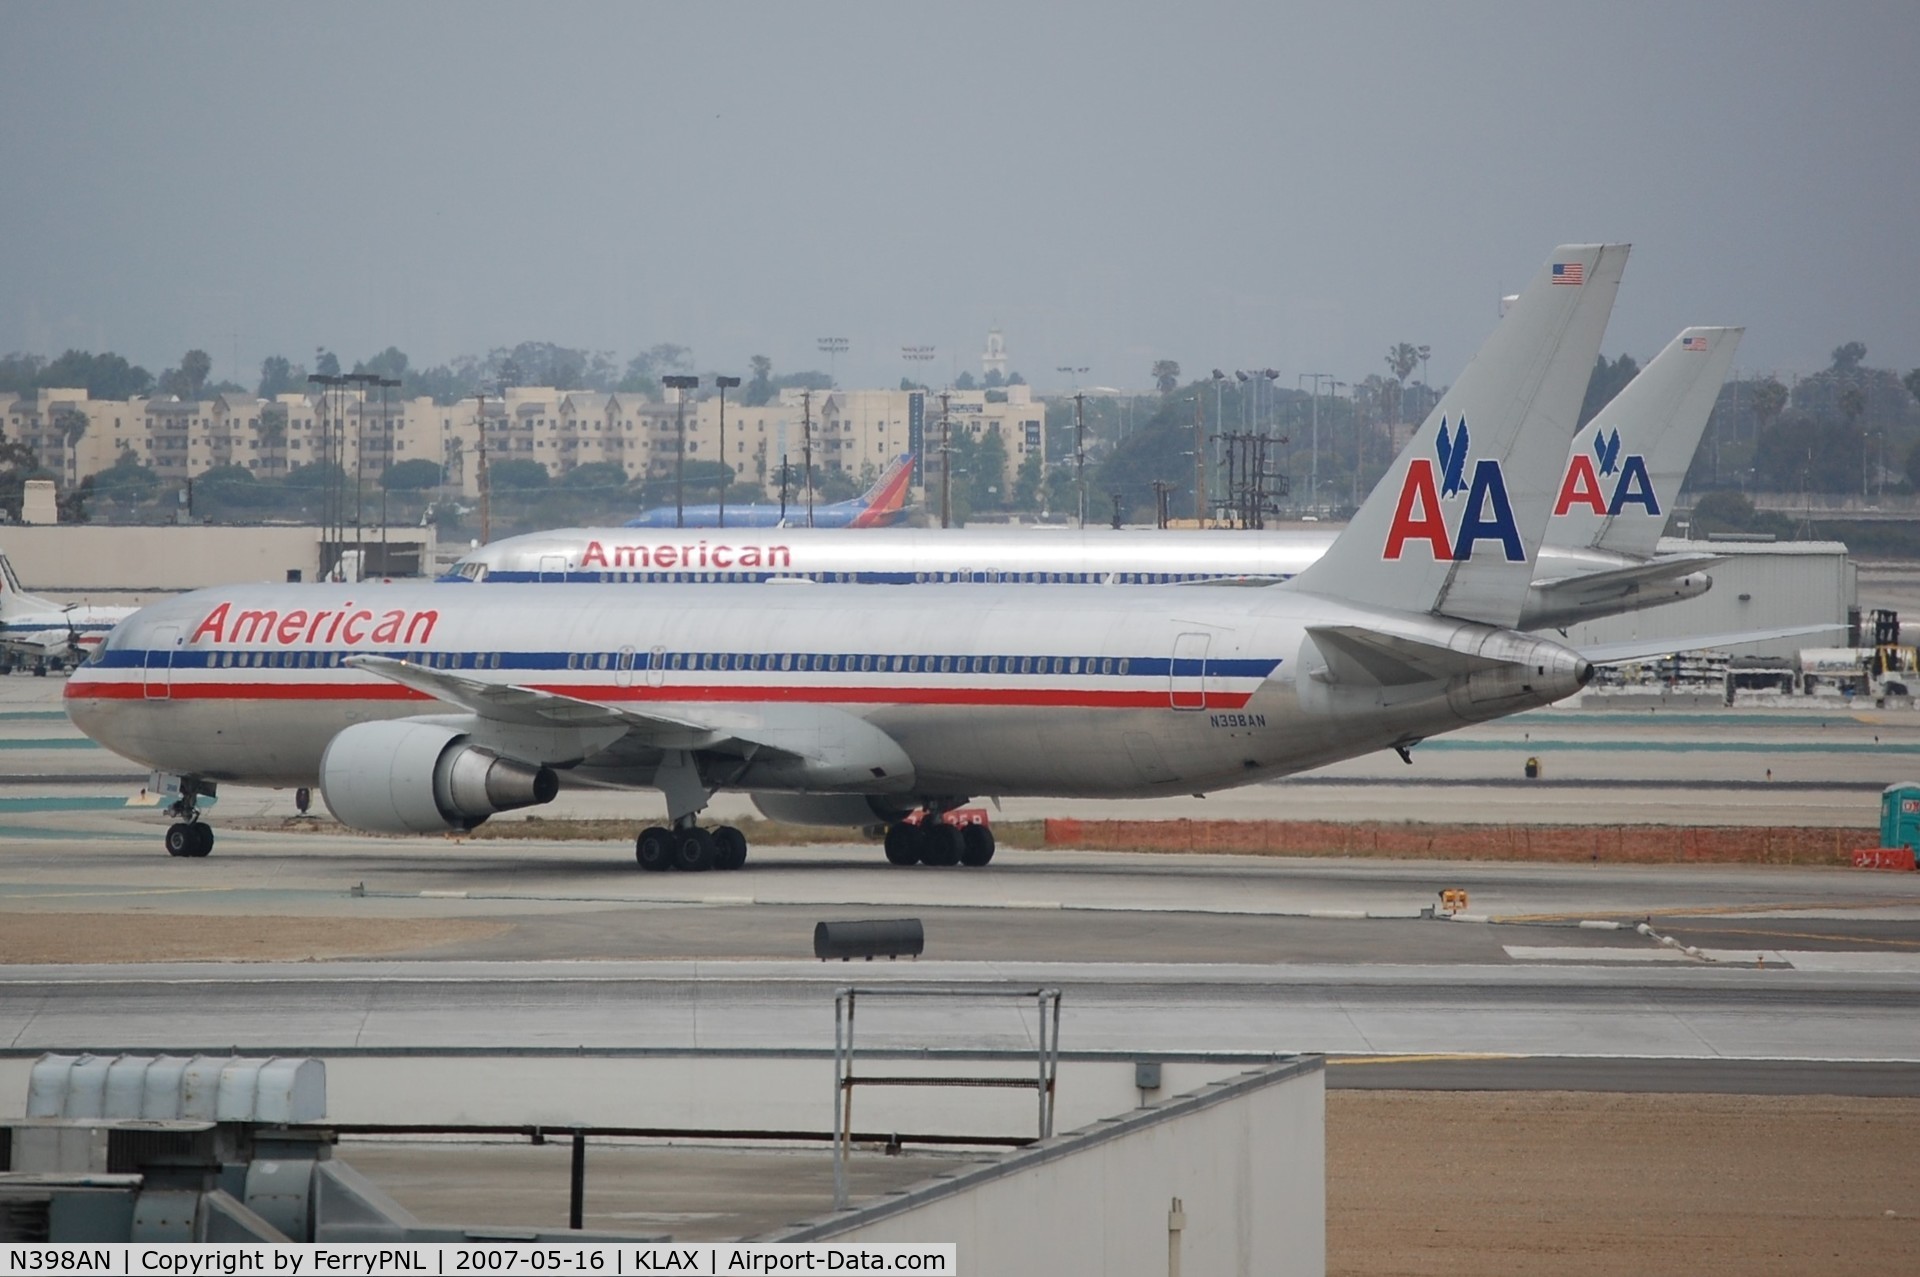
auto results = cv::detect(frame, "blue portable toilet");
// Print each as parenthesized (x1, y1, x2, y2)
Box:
(1879, 782, 1920, 851)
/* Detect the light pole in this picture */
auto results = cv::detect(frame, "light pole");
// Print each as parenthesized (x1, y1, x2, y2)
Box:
(817, 337, 848, 388)
(714, 374, 740, 528)
(306, 373, 343, 576)
(663, 374, 699, 527)
(1057, 366, 1087, 525)
(1298, 373, 1333, 514)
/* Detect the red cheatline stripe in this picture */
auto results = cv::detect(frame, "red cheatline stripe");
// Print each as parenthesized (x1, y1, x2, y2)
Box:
(66, 679, 1257, 710)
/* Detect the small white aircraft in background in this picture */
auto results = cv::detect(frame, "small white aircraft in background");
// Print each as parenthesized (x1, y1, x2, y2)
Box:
(442, 328, 1744, 635)
(0, 551, 136, 675)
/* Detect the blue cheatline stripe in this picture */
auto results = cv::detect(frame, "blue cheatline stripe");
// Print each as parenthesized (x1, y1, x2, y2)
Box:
(91, 647, 1283, 680)
(464, 568, 1290, 586)
(0, 711, 71, 721)
(0, 738, 100, 750)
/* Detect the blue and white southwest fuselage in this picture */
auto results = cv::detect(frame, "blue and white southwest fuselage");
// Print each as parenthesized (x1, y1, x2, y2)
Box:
(65, 580, 1586, 806)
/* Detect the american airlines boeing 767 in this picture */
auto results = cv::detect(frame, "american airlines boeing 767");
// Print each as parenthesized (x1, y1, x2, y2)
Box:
(73, 244, 1710, 869)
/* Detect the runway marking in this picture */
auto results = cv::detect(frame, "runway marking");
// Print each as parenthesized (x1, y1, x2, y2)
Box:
(1656, 922, 1920, 951)
(1333, 1053, 1522, 1066)
(0, 886, 246, 901)
(1492, 899, 1920, 925)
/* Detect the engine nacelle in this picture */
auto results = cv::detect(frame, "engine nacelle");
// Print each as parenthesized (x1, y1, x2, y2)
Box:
(751, 792, 912, 829)
(320, 719, 559, 834)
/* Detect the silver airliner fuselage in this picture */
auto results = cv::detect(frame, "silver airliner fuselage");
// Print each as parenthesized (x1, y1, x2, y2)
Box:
(441, 527, 1714, 632)
(67, 580, 1588, 803)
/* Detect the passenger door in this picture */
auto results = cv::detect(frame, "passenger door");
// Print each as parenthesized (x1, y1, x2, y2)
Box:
(144, 626, 180, 701)
(1170, 631, 1209, 710)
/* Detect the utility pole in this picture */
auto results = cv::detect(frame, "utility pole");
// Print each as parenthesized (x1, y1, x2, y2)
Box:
(377, 377, 399, 572)
(1151, 479, 1172, 529)
(802, 389, 815, 527)
(939, 391, 953, 529)
(714, 374, 741, 528)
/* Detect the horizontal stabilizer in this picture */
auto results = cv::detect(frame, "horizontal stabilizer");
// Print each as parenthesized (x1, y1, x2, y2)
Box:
(1577, 624, 1843, 665)
(1529, 553, 1725, 607)
(1306, 625, 1511, 687)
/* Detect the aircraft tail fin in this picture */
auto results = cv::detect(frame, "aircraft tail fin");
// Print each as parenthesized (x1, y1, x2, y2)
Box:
(1549, 325, 1743, 559)
(1285, 243, 1629, 626)
(0, 551, 40, 617)
(848, 453, 915, 527)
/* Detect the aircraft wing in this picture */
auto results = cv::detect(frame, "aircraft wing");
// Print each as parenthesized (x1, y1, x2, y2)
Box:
(1576, 624, 1843, 665)
(0, 629, 68, 659)
(343, 655, 914, 785)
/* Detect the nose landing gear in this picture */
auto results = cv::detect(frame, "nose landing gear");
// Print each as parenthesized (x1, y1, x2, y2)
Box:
(158, 776, 217, 858)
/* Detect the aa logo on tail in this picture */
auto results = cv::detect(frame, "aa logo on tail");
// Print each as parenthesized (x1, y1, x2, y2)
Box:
(1553, 427, 1660, 518)
(1383, 418, 1525, 562)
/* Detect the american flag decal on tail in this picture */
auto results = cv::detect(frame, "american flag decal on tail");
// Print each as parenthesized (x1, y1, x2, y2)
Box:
(1551, 262, 1584, 286)
(1682, 334, 1709, 352)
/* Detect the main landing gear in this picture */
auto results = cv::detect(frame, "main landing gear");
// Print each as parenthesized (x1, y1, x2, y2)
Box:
(160, 776, 217, 858)
(882, 812, 995, 868)
(634, 822, 749, 872)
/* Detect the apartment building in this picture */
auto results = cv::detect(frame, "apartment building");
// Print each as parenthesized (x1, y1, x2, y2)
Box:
(2, 380, 1049, 502)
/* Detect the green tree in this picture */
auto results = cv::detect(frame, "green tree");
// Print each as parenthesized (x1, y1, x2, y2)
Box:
(1904, 368, 1920, 406)
(1152, 360, 1181, 395)
(1832, 341, 1867, 372)
(353, 346, 410, 383)
(285, 461, 348, 490)
(1012, 451, 1043, 512)
(0, 435, 45, 521)
(489, 458, 550, 490)
(256, 403, 289, 476)
(314, 348, 341, 378)
(744, 355, 775, 407)
(181, 350, 212, 397)
(558, 461, 627, 493)
(381, 458, 444, 490)
(89, 449, 160, 504)
(52, 407, 87, 483)
(257, 355, 301, 398)
(1579, 353, 1641, 427)
(970, 425, 1009, 511)
(1385, 342, 1421, 383)
(38, 350, 154, 399)
(0, 353, 46, 395)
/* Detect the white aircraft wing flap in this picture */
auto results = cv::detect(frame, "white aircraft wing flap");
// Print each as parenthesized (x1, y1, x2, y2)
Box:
(344, 655, 913, 787)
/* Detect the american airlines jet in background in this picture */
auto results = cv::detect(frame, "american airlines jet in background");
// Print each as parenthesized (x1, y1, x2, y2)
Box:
(445, 328, 1744, 634)
(0, 551, 137, 675)
(71, 243, 1653, 868)
(623, 452, 915, 528)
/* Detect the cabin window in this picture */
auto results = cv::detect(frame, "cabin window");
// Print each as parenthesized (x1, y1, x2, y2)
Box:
(780, 653, 793, 671)
(1101, 658, 1114, 675)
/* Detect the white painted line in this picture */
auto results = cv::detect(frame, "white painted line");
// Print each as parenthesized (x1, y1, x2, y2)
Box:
(1504, 946, 1702, 963)
(419, 890, 469, 899)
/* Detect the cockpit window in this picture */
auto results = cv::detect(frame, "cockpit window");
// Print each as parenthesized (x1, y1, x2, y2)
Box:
(454, 562, 487, 581)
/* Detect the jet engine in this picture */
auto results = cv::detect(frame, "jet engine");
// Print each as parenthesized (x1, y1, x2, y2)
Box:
(320, 720, 559, 834)
(751, 792, 913, 829)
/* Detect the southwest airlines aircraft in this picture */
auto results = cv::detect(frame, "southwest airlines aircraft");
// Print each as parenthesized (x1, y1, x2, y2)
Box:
(624, 453, 915, 528)
(449, 327, 1743, 634)
(0, 552, 137, 674)
(75, 244, 1705, 871)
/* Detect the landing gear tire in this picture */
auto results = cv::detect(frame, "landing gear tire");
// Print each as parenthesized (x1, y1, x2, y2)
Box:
(165, 823, 213, 858)
(883, 823, 924, 866)
(635, 826, 673, 872)
(921, 823, 965, 867)
(672, 826, 717, 872)
(712, 825, 748, 871)
(959, 824, 996, 867)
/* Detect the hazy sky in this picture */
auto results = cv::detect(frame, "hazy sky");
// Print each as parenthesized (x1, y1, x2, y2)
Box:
(3, 1, 1916, 394)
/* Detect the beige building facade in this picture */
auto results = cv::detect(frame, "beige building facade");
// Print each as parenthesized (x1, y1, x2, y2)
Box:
(2, 380, 1049, 504)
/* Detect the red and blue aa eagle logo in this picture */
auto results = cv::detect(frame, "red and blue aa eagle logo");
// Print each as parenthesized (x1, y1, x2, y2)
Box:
(1552, 427, 1660, 518)
(1383, 418, 1525, 562)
